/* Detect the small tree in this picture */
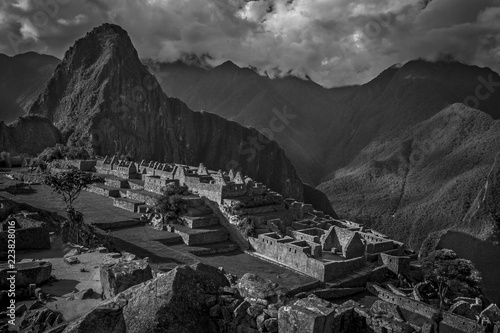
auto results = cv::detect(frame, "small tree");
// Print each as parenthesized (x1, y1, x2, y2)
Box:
(44, 169, 104, 243)
(155, 183, 185, 224)
(421, 249, 482, 309)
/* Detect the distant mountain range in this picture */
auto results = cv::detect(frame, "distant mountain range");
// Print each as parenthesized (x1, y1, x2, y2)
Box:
(0, 52, 59, 123)
(318, 103, 500, 303)
(4, 49, 500, 188)
(148, 57, 500, 187)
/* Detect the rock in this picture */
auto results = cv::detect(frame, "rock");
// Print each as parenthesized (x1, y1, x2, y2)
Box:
(0, 261, 52, 287)
(370, 300, 404, 321)
(264, 318, 278, 333)
(246, 297, 269, 307)
(15, 304, 27, 316)
(64, 256, 80, 265)
(121, 252, 138, 261)
(247, 304, 266, 318)
(107, 253, 122, 259)
(234, 301, 251, 322)
(219, 286, 239, 295)
(278, 295, 337, 333)
(64, 248, 81, 258)
(96, 247, 108, 253)
(295, 292, 308, 299)
(209, 304, 221, 318)
(256, 313, 269, 331)
(27, 300, 44, 310)
(205, 295, 218, 308)
(28, 284, 37, 297)
(481, 304, 500, 322)
(263, 308, 278, 318)
(100, 259, 153, 299)
(64, 262, 228, 333)
(74, 288, 94, 300)
(238, 274, 289, 303)
(222, 306, 233, 322)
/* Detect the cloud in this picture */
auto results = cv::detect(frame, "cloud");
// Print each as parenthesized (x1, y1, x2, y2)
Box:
(0, 0, 499, 87)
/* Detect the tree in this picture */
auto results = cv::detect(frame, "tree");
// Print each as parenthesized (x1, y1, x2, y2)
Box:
(155, 183, 186, 224)
(45, 169, 104, 209)
(44, 169, 104, 243)
(421, 249, 482, 309)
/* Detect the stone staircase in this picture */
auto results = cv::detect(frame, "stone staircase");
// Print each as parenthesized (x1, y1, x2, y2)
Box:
(86, 174, 232, 249)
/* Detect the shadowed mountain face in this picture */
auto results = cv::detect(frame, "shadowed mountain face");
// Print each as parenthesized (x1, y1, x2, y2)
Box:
(318, 103, 500, 250)
(0, 116, 62, 155)
(150, 59, 500, 186)
(27, 24, 306, 202)
(0, 52, 59, 124)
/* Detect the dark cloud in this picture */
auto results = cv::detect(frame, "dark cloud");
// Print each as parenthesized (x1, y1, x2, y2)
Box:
(0, 0, 499, 87)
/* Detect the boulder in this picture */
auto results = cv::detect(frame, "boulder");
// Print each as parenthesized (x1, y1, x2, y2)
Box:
(370, 300, 405, 321)
(100, 259, 153, 299)
(234, 301, 251, 321)
(264, 318, 278, 333)
(64, 263, 229, 333)
(237, 274, 289, 303)
(74, 288, 95, 300)
(278, 295, 337, 333)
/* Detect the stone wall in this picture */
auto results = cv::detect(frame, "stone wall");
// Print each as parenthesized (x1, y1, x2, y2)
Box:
(440, 312, 486, 333)
(0, 218, 50, 251)
(323, 257, 366, 280)
(250, 234, 366, 281)
(127, 190, 159, 206)
(379, 253, 410, 275)
(52, 159, 97, 171)
(367, 283, 440, 321)
(190, 182, 224, 203)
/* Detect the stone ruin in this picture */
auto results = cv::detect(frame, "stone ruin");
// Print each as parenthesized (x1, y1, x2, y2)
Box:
(83, 156, 413, 285)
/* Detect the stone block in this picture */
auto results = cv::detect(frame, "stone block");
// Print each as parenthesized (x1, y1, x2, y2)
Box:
(0, 261, 52, 288)
(100, 259, 153, 299)
(278, 305, 328, 333)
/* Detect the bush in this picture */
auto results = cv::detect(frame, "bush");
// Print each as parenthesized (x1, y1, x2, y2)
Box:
(237, 218, 255, 238)
(37, 144, 90, 162)
(155, 183, 186, 221)
(0, 151, 11, 168)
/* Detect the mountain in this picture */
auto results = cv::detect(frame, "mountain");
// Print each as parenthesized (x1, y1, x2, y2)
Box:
(27, 24, 311, 204)
(0, 115, 62, 155)
(150, 59, 500, 186)
(317, 103, 500, 302)
(317, 103, 500, 249)
(0, 52, 59, 124)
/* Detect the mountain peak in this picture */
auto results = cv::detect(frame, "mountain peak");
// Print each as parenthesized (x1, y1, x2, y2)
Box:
(216, 60, 240, 70)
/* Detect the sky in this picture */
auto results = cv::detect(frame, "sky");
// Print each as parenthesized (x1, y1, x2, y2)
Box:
(1, 0, 500, 87)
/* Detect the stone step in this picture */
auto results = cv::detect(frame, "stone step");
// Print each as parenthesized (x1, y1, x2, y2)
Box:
(179, 215, 219, 229)
(113, 198, 145, 213)
(183, 197, 205, 207)
(184, 206, 214, 217)
(187, 241, 239, 256)
(87, 184, 120, 198)
(173, 225, 229, 246)
(137, 204, 155, 214)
